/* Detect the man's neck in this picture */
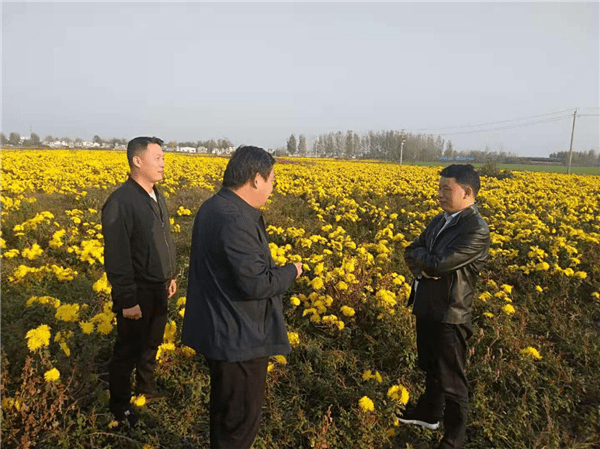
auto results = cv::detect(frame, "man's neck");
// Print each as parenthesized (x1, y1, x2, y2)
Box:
(230, 186, 259, 209)
(130, 172, 154, 194)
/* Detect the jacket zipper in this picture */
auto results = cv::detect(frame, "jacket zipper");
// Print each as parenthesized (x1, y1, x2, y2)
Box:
(160, 200, 175, 280)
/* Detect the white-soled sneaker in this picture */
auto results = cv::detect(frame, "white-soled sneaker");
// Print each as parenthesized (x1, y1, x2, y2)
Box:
(397, 410, 440, 430)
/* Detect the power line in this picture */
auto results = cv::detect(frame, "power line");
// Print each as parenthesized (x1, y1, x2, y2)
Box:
(437, 114, 574, 136)
(411, 108, 574, 132)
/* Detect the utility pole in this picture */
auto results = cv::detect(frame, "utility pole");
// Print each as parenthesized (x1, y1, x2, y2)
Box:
(400, 140, 406, 165)
(400, 129, 405, 165)
(567, 108, 577, 175)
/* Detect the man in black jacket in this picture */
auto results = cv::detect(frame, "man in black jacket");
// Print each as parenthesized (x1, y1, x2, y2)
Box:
(102, 136, 177, 427)
(182, 146, 302, 449)
(401, 164, 490, 449)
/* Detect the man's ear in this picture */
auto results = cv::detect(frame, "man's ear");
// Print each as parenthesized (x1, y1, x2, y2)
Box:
(132, 155, 142, 169)
(463, 185, 473, 199)
(252, 172, 261, 189)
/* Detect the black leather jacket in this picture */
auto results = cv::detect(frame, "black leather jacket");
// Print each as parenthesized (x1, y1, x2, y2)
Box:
(102, 178, 177, 311)
(404, 204, 490, 324)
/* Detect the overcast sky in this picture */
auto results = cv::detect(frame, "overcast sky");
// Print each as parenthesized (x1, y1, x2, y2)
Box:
(2, 1, 599, 157)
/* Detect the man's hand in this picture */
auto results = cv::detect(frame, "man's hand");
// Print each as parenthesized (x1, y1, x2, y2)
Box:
(168, 279, 177, 298)
(421, 271, 440, 280)
(293, 262, 303, 279)
(123, 304, 142, 320)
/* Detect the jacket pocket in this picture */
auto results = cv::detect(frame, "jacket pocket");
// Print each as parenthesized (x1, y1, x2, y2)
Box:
(257, 300, 266, 334)
(446, 274, 456, 303)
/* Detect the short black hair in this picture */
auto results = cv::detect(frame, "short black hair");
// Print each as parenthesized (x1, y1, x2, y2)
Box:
(222, 146, 275, 189)
(440, 164, 481, 196)
(127, 136, 164, 167)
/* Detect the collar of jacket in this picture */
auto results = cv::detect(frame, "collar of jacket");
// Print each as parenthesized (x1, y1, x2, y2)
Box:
(126, 176, 160, 198)
(444, 203, 480, 226)
(217, 187, 262, 223)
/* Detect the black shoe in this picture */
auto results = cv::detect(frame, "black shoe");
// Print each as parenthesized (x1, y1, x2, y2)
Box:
(397, 408, 440, 430)
(136, 389, 166, 403)
(111, 406, 140, 428)
(437, 436, 464, 449)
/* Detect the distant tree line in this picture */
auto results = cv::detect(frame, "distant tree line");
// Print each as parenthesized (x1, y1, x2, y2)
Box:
(286, 130, 455, 162)
(284, 130, 600, 165)
(171, 138, 235, 153)
(549, 150, 600, 167)
(0, 132, 235, 153)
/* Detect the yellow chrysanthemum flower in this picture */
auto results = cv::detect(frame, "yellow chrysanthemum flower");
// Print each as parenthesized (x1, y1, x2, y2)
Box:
(130, 395, 147, 407)
(44, 368, 60, 382)
(502, 304, 516, 315)
(55, 303, 80, 322)
(387, 384, 410, 404)
(79, 321, 94, 334)
(310, 277, 325, 290)
(287, 332, 300, 347)
(163, 320, 177, 344)
(273, 355, 287, 365)
(358, 396, 375, 412)
(181, 346, 196, 357)
(25, 324, 51, 351)
(336, 281, 348, 291)
(92, 273, 112, 295)
(520, 347, 542, 360)
(340, 306, 355, 317)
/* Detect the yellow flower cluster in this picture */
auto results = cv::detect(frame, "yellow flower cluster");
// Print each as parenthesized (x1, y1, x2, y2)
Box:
(287, 331, 300, 347)
(362, 370, 383, 383)
(25, 324, 51, 352)
(92, 273, 112, 295)
(131, 395, 147, 407)
(176, 206, 192, 216)
(44, 368, 60, 382)
(55, 304, 80, 322)
(520, 347, 543, 360)
(68, 239, 104, 265)
(358, 395, 375, 412)
(2, 150, 599, 412)
(9, 264, 78, 283)
(267, 355, 287, 372)
(387, 384, 410, 404)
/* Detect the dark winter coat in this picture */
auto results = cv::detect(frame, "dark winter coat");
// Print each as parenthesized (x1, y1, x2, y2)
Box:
(404, 204, 490, 324)
(101, 177, 177, 311)
(182, 188, 297, 362)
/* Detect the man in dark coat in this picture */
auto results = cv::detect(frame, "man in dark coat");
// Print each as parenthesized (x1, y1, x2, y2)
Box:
(401, 164, 490, 449)
(102, 136, 177, 427)
(182, 145, 302, 449)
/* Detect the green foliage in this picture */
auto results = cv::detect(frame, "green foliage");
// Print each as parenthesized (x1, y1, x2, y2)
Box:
(479, 162, 515, 180)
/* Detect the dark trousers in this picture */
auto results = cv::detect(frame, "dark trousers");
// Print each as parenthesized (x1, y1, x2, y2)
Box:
(206, 357, 269, 449)
(109, 282, 168, 412)
(416, 318, 472, 448)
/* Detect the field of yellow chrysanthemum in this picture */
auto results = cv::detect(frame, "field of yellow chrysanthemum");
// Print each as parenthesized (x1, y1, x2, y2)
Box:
(1, 149, 599, 448)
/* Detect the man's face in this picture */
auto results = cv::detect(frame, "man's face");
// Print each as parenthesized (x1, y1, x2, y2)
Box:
(135, 143, 165, 183)
(438, 176, 470, 213)
(255, 168, 275, 208)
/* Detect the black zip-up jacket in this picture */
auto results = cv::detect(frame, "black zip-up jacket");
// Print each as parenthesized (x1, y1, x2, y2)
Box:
(101, 177, 177, 311)
(182, 188, 298, 362)
(404, 204, 490, 324)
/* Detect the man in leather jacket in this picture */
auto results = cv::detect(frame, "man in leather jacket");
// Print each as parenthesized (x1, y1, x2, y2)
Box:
(102, 136, 177, 428)
(401, 164, 490, 449)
